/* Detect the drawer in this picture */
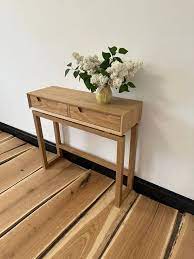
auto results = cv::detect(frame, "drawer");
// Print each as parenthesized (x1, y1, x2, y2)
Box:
(29, 96, 68, 116)
(69, 105, 121, 132)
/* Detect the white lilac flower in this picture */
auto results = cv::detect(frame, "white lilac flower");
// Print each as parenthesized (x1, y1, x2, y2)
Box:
(125, 60, 143, 80)
(107, 60, 143, 87)
(112, 78, 123, 88)
(79, 55, 100, 72)
(91, 74, 108, 88)
(71, 51, 142, 91)
(107, 61, 128, 80)
(72, 52, 83, 64)
(87, 69, 96, 75)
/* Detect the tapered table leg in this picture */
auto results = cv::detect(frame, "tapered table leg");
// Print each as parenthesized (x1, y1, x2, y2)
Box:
(33, 112, 48, 169)
(127, 124, 138, 191)
(115, 136, 125, 208)
(53, 121, 63, 157)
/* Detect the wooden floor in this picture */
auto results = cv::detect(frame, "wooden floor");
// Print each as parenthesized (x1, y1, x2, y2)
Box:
(0, 131, 193, 259)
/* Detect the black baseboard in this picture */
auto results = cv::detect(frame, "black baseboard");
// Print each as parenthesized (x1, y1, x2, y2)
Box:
(0, 121, 193, 215)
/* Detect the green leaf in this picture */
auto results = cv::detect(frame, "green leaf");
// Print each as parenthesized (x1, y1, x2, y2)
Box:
(90, 85, 97, 92)
(73, 70, 79, 78)
(108, 46, 117, 55)
(79, 72, 89, 80)
(118, 48, 128, 54)
(127, 81, 136, 88)
(98, 68, 109, 76)
(100, 59, 110, 69)
(119, 84, 129, 93)
(102, 52, 111, 60)
(113, 57, 123, 63)
(65, 69, 70, 77)
(67, 62, 72, 67)
(84, 78, 97, 92)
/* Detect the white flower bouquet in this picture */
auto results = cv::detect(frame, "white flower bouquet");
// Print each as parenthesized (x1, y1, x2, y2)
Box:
(65, 46, 142, 104)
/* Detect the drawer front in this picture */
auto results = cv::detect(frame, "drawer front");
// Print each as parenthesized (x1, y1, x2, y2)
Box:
(30, 96, 68, 116)
(69, 105, 121, 132)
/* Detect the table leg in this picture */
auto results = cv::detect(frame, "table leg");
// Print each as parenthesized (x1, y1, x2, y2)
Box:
(33, 112, 48, 169)
(127, 124, 138, 191)
(115, 135, 125, 208)
(53, 121, 63, 157)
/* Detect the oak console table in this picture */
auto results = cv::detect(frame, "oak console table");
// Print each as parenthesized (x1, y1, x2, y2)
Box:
(27, 86, 142, 207)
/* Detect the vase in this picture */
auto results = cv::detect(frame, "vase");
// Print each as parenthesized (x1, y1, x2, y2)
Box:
(95, 85, 112, 104)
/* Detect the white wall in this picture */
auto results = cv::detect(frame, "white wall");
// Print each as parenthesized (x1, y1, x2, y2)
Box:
(0, 0, 194, 199)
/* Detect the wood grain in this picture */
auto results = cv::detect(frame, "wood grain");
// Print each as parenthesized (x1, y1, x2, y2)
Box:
(103, 195, 178, 259)
(0, 137, 26, 155)
(115, 136, 125, 207)
(59, 143, 128, 177)
(0, 147, 54, 194)
(0, 143, 32, 164)
(53, 121, 63, 157)
(33, 113, 49, 168)
(0, 170, 113, 259)
(69, 105, 121, 132)
(33, 109, 120, 141)
(28, 86, 143, 135)
(28, 86, 142, 117)
(0, 136, 26, 155)
(170, 213, 194, 259)
(33, 108, 123, 137)
(30, 95, 68, 116)
(0, 132, 13, 144)
(127, 124, 138, 190)
(0, 159, 86, 237)
(45, 188, 138, 259)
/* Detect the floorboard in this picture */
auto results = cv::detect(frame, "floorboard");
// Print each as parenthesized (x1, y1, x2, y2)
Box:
(170, 213, 194, 259)
(0, 147, 53, 194)
(46, 188, 138, 259)
(103, 195, 178, 259)
(0, 159, 87, 237)
(0, 137, 26, 156)
(0, 142, 32, 164)
(0, 132, 13, 144)
(0, 130, 193, 259)
(0, 170, 113, 259)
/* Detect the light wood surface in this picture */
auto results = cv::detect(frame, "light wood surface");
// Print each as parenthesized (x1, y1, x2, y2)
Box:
(33, 109, 121, 141)
(0, 148, 53, 194)
(30, 95, 68, 116)
(33, 108, 124, 136)
(0, 170, 113, 258)
(170, 213, 194, 259)
(33, 113, 49, 168)
(69, 105, 121, 131)
(53, 121, 63, 157)
(0, 137, 26, 155)
(59, 143, 128, 176)
(28, 87, 142, 207)
(0, 159, 86, 237)
(0, 132, 13, 144)
(0, 143, 32, 164)
(33, 110, 128, 175)
(127, 124, 138, 190)
(28, 86, 142, 135)
(28, 86, 142, 117)
(115, 136, 125, 207)
(46, 189, 138, 259)
(0, 131, 193, 259)
(103, 195, 178, 259)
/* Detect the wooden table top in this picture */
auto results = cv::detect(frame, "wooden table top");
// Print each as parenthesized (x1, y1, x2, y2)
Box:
(28, 86, 142, 116)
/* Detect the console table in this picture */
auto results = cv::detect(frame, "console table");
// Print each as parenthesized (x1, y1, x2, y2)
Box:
(27, 86, 142, 207)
